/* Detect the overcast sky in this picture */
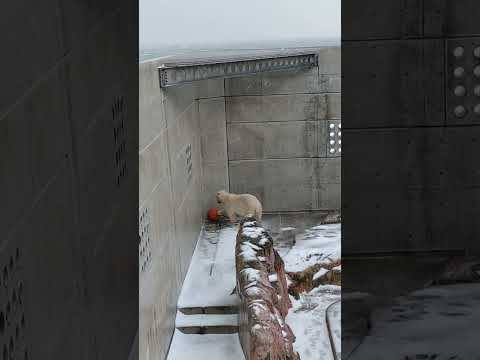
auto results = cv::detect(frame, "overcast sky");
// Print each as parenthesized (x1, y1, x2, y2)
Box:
(140, 0, 340, 47)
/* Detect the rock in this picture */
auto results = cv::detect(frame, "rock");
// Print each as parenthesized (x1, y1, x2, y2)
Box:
(235, 217, 300, 360)
(323, 211, 341, 224)
(287, 260, 341, 299)
(432, 256, 480, 285)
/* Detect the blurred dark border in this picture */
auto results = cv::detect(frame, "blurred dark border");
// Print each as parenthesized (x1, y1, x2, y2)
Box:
(342, 0, 480, 358)
(0, 1, 138, 358)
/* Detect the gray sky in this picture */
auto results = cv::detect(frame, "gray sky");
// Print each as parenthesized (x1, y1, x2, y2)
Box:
(140, 0, 340, 47)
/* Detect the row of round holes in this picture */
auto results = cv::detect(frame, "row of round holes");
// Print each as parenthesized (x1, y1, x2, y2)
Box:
(452, 46, 480, 118)
(147, 309, 158, 348)
(329, 123, 342, 154)
(1, 249, 20, 289)
(1, 249, 27, 360)
(139, 208, 151, 273)
(3, 344, 28, 360)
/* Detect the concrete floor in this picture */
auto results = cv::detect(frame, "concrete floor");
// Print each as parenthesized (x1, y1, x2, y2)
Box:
(349, 283, 480, 359)
(342, 255, 480, 359)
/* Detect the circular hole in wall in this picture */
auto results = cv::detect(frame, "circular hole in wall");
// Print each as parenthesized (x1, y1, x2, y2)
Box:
(454, 105, 466, 118)
(454, 85, 466, 96)
(475, 85, 480, 97)
(474, 66, 480, 77)
(474, 46, 480, 58)
(454, 67, 465, 78)
(474, 104, 480, 115)
(453, 46, 465, 58)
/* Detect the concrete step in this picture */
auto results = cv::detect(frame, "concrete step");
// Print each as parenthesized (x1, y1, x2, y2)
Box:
(175, 311, 238, 334)
(167, 330, 245, 360)
(178, 305, 238, 315)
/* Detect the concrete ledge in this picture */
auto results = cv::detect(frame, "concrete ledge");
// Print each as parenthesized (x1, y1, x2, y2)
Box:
(235, 218, 300, 360)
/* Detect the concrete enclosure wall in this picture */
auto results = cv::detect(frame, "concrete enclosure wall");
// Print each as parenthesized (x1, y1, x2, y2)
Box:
(226, 47, 341, 212)
(139, 62, 227, 360)
(139, 47, 340, 360)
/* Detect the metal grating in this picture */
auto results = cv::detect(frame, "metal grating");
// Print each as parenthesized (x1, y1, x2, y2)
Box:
(327, 120, 342, 157)
(158, 51, 318, 88)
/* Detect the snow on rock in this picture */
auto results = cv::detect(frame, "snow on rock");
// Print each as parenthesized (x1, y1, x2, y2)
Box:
(283, 223, 341, 273)
(236, 217, 300, 360)
(313, 268, 329, 281)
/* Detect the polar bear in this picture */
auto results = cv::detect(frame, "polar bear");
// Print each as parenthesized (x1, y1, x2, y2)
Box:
(215, 190, 263, 223)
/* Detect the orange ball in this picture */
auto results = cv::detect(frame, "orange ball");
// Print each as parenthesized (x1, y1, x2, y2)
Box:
(207, 208, 219, 222)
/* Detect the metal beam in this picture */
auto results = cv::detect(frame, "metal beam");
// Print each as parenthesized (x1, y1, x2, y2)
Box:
(158, 53, 318, 88)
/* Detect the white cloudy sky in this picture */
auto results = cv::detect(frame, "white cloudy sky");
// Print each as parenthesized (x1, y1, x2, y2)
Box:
(140, 0, 340, 47)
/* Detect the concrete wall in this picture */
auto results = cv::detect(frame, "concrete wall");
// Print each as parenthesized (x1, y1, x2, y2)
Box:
(139, 47, 340, 360)
(1, 1, 138, 359)
(226, 47, 341, 212)
(139, 60, 227, 360)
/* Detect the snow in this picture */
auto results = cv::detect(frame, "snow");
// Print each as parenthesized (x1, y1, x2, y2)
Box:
(269, 274, 278, 282)
(326, 300, 341, 358)
(240, 268, 262, 282)
(174, 217, 341, 360)
(239, 243, 259, 261)
(281, 227, 297, 231)
(178, 225, 239, 308)
(313, 268, 329, 280)
(281, 223, 341, 272)
(277, 222, 341, 359)
(167, 330, 245, 360)
(241, 227, 265, 238)
(286, 285, 341, 360)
